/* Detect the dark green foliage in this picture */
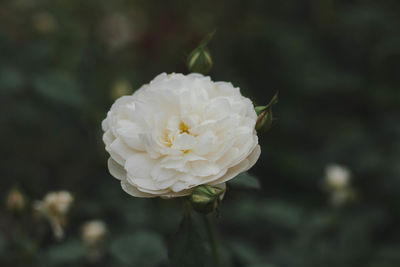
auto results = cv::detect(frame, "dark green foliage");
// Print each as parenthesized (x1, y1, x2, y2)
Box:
(168, 215, 206, 267)
(110, 231, 167, 266)
(1, 0, 400, 266)
(43, 240, 86, 266)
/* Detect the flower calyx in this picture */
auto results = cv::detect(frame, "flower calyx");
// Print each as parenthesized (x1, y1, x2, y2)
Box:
(190, 184, 225, 215)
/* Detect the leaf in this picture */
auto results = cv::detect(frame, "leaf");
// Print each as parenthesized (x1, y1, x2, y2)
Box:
(33, 71, 84, 108)
(229, 172, 261, 190)
(168, 215, 206, 267)
(110, 231, 167, 267)
(44, 240, 85, 265)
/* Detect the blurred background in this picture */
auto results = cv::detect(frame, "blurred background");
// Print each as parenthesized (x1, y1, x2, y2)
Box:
(1, 0, 400, 266)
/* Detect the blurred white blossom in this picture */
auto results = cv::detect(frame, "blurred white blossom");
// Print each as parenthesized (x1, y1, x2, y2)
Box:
(82, 220, 107, 246)
(82, 220, 107, 262)
(34, 191, 74, 240)
(324, 164, 350, 190)
(323, 164, 355, 206)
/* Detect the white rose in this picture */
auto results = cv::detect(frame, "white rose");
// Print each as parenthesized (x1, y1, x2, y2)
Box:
(102, 73, 261, 198)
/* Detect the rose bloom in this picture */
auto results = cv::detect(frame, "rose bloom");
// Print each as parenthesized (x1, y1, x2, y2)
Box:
(102, 73, 260, 198)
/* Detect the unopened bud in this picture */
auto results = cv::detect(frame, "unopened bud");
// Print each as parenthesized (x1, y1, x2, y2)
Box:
(190, 185, 225, 214)
(186, 30, 216, 75)
(255, 91, 278, 132)
(255, 109, 274, 132)
(187, 48, 213, 75)
(6, 188, 25, 212)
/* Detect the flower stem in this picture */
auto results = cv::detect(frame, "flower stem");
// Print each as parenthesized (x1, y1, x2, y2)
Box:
(203, 215, 221, 267)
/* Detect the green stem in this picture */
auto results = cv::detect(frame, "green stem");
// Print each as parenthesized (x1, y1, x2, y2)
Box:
(203, 215, 221, 267)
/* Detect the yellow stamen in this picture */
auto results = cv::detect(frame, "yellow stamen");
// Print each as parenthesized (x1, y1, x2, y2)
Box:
(179, 121, 190, 134)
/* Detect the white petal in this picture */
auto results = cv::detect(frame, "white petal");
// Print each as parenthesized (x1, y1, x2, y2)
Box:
(109, 138, 135, 161)
(171, 133, 196, 150)
(244, 144, 261, 171)
(125, 153, 156, 179)
(210, 145, 261, 185)
(107, 158, 126, 180)
(121, 181, 155, 198)
(191, 161, 221, 177)
(151, 164, 179, 181)
(192, 131, 216, 155)
(103, 130, 115, 147)
(116, 121, 145, 151)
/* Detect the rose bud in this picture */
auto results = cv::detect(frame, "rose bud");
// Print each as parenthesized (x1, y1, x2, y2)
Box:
(255, 91, 278, 132)
(6, 188, 25, 213)
(190, 185, 225, 214)
(255, 108, 274, 132)
(187, 47, 213, 75)
(186, 30, 216, 75)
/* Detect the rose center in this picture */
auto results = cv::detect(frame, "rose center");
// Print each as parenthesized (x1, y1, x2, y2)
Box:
(179, 121, 190, 134)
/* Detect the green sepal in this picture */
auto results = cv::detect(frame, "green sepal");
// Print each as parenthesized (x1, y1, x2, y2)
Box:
(190, 185, 225, 214)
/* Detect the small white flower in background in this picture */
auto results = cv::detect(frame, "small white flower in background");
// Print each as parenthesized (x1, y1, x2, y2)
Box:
(323, 164, 355, 206)
(34, 191, 74, 240)
(82, 220, 107, 246)
(102, 73, 261, 198)
(324, 164, 350, 190)
(82, 220, 107, 263)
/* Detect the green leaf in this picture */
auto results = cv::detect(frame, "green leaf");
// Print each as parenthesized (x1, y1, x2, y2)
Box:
(168, 215, 206, 267)
(229, 172, 261, 190)
(33, 71, 84, 108)
(44, 240, 85, 265)
(110, 231, 167, 267)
